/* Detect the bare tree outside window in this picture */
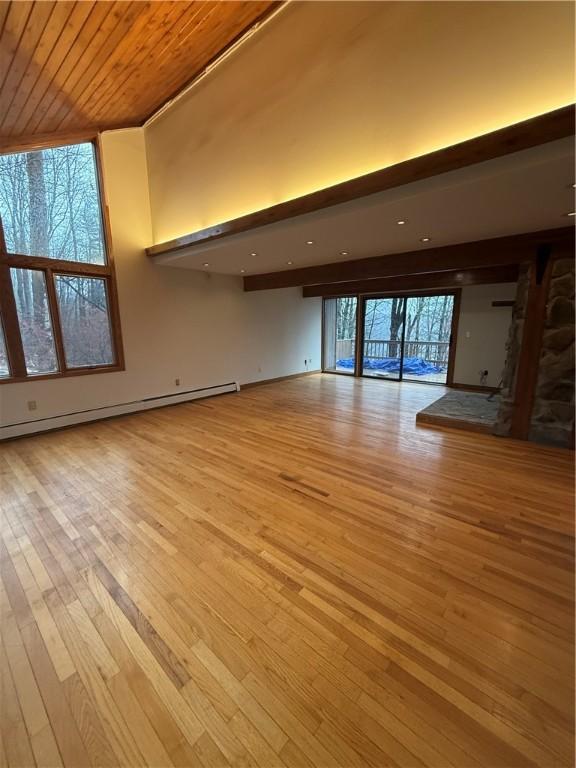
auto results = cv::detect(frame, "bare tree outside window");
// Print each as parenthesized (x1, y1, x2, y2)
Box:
(0, 144, 105, 264)
(0, 141, 122, 381)
(55, 275, 113, 367)
(323, 297, 358, 372)
(10, 268, 58, 374)
(335, 297, 357, 340)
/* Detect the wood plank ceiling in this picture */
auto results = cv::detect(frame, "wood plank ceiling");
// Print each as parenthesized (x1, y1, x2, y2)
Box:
(0, 1, 278, 147)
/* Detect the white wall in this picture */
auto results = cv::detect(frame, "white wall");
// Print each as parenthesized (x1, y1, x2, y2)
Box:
(0, 129, 321, 430)
(145, 0, 574, 244)
(453, 283, 516, 388)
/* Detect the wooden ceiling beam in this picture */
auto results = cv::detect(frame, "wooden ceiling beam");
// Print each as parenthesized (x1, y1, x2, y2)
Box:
(302, 265, 521, 298)
(243, 227, 574, 291)
(147, 105, 575, 259)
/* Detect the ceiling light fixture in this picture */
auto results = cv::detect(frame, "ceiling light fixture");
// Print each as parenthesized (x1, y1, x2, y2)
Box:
(340, 251, 349, 256)
(240, 269, 246, 274)
(397, 220, 406, 225)
(420, 237, 431, 243)
(306, 240, 314, 245)
(202, 262, 209, 267)
(250, 252, 257, 256)
(286, 260, 293, 265)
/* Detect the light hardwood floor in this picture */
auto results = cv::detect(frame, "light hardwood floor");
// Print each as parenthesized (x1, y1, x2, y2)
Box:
(1, 374, 574, 768)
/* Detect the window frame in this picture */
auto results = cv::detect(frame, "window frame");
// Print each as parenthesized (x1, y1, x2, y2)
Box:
(321, 289, 461, 385)
(0, 136, 124, 384)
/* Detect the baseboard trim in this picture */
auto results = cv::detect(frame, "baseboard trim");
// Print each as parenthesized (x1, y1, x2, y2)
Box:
(0, 382, 239, 441)
(240, 370, 321, 389)
(449, 382, 500, 394)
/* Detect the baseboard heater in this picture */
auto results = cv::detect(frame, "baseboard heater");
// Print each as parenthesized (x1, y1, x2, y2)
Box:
(0, 381, 239, 441)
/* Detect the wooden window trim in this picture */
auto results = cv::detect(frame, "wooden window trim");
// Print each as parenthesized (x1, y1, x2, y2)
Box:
(1, 253, 109, 275)
(0, 137, 125, 384)
(0, 262, 26, 378)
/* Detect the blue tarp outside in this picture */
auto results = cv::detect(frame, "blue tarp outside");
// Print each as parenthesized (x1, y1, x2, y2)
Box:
(336, 356, 444, 375)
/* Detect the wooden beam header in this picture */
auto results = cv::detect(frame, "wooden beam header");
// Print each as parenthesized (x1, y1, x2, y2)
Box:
(147, 105, 574, 259)
(244, 227, 574, 291)
(302, 265, 520, 298)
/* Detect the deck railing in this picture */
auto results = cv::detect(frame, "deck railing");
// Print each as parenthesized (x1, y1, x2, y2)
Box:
(336, 338, 450, 367)
(336, 338, 355, 359)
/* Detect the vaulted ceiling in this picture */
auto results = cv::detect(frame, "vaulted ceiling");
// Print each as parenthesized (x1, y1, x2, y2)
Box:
(0, 0, 278, 146)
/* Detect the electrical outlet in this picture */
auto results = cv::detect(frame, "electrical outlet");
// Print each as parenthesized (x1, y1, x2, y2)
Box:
(27, 400, 37, 411)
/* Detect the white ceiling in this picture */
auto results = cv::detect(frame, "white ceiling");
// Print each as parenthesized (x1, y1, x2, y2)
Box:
(154, 138, 575, 275)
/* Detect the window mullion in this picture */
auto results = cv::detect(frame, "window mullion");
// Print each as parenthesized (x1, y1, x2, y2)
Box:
(0, 252, 111, 276)
(44, 267, 67, 373)
(0, 263, 26, 378)
(106, 275, 123, 368)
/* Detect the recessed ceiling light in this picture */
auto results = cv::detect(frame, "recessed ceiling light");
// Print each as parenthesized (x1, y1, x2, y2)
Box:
(250, 252, 257, 256)
(286, 260, 293, 265)
(340, 250, 349, 256)
(420, 237, 431, 243)
(397, 220, 406, 225)
(202, 262, 209, 267)
(240, 269, 246, 274)
(306, 240, 314, 245)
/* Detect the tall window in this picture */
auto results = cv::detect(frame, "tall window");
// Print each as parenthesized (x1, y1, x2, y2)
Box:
(0, 141, 123, 382)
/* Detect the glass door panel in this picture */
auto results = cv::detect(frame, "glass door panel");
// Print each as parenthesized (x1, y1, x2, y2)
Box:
(322, 297, 357, 374)
(362, 297, 405, 380)
(403, 295, 454, 384)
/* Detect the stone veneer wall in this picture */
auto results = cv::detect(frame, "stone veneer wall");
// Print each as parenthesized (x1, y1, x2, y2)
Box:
(494, 258, 575, 447)
(493, 265, 530, 437)
(528, 257, 575, 447)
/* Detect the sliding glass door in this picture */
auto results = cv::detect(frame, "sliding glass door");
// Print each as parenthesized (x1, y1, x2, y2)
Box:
(402, 294, 455, 384)
(322, 296, 357, 374)
(362, 297, 406, 380)
(361, 293, 455, 384)
(323, 292, 456, 385)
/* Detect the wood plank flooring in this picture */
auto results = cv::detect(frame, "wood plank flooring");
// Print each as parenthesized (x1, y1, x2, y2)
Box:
(1, 374, 574, 767)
